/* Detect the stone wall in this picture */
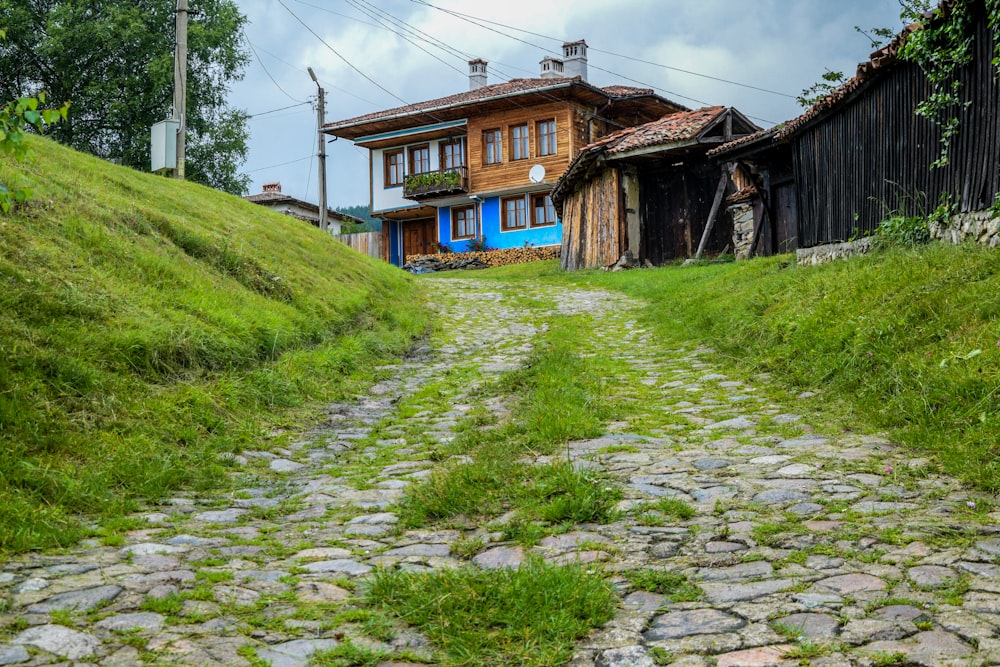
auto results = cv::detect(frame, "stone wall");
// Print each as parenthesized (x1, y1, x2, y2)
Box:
(931, 210, 1000, 248)
(730, 203, 755, 260)
(796, 237, 874, 265)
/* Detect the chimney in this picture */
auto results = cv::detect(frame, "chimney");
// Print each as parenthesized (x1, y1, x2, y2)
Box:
(262, 182, 282, 193)
(562, 39, 588, 81)
(469, 58, 488, 90)
(539, 56, 564, 79)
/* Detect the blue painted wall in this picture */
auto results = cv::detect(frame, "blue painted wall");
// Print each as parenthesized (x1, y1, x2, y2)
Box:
(388, 222, 402, 266)
(437, 196, 562, 253)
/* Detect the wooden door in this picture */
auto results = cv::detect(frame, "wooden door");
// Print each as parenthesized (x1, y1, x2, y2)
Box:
(402, 218, 437, 260)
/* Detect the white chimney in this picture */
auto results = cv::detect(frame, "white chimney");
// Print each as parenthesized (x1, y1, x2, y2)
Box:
(539, 56, 564, 79)
(469, 59, 488, 90)
(562, 39, 588, 81)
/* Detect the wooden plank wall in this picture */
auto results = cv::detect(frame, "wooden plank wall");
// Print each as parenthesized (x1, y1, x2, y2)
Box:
(794, 5, 1000, 247)
(333, 231, 384, 261)
(467, 102, 574, 193)
(560, 168, 623, 270)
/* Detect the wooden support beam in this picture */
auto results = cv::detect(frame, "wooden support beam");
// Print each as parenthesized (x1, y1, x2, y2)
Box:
(694, 173, 729, 260)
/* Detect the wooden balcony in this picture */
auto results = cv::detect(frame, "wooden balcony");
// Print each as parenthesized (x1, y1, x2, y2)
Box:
(403, 166, 469, 200)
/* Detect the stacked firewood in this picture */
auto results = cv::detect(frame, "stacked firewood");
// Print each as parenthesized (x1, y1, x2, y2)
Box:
(405, 245, 560, 270)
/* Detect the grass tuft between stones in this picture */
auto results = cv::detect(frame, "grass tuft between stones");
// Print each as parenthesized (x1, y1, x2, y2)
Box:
(367, 558, 617, 666)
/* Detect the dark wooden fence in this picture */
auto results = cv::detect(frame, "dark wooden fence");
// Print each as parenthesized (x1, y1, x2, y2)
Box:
(793, 4, 1000, 247)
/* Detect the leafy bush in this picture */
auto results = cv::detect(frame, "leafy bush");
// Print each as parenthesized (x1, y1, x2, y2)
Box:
(875, 215, 931, 247)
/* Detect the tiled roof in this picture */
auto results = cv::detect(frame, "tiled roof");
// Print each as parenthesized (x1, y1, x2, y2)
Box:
(602, 106, 728, 154)
(325, 77, 676, 133)
(707, 126, 781, 158)
(245, 191, 293, 204)
(326, 77, 577, 130)
(600, 85, 655, 97)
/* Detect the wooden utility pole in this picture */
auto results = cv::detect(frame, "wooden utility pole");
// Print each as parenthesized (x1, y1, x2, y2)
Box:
(309, 67, 328, 231)
(173, 0, 189, 179)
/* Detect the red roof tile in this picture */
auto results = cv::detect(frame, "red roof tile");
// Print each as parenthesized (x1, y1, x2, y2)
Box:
(325, 77, 677, 134)
(577, 106, 728, 156)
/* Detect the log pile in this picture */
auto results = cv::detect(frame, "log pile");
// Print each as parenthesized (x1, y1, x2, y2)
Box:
(404, 245, 561, 271)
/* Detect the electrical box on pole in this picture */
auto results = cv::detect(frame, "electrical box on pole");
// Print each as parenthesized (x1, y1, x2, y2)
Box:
(150, 120, 180, 172)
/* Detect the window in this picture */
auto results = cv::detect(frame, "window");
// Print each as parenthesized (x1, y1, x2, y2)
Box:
(510, 124, 529, 161)
(384, 149, 404, 187)
(501, 195, 527, 231)
(532, 193, 557, 227)
(408, 144, 430, 175)
(483, 129, 502, 165)
(537, 119, 556, 156)
(440, 138, 466, 169)
(452, 205, 475, 239)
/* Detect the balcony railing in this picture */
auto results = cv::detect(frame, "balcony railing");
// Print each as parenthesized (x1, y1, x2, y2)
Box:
(403, 166, 469, 200)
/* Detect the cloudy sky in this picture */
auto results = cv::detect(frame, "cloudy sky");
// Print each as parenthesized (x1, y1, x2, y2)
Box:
(229, 0, 905, 209)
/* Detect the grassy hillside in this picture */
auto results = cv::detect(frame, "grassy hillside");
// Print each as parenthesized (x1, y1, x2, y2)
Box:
(468, 245, 1000, 494)
(0, 136, 428, 552)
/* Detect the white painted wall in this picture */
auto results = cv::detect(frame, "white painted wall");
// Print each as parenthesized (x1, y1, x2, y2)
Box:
(371, 140, 446, 214)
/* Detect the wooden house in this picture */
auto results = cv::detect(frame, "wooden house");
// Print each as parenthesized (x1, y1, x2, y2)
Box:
(711, 0, 1000, 257)
(323, 41, 685, 267)
(244, 182, 364, 235)
(551, 106, 758, 270)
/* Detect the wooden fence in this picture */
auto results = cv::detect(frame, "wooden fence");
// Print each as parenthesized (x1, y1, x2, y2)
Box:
(333, 231, 383, 261)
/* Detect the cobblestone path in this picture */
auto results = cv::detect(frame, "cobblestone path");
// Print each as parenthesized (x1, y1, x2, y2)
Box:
(2, 279, 1000, 667)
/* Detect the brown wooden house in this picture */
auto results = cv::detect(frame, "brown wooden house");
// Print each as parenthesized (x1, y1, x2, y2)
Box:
(552, 106, 758, 270)
(323, 41, 685, 267)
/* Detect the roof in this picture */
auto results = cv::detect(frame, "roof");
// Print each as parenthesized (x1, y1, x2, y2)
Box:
(244, 193, 367, 226)
(707, 125, 782, 159)
(552, 107, 755, 207)
(324, 77, 686, 140)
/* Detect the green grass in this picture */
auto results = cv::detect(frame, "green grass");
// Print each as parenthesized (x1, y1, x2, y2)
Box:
(399, 315, 621, 529)
(367, 559, 617, 666)
(484, 242, 1000, 492)
(0, 136, 428, 552)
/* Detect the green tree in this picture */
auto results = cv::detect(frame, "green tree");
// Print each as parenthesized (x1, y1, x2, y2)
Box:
(0, 0, 251, 194)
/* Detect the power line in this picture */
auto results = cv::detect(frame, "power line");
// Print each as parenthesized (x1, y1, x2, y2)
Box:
(247, 43, 385, 109)
(274, 0, 419, 110)
(408, 0, 796, 99)
(247, 155, 313, 173)
(244, 33, 305, 103)
(248, 101, 310, 118)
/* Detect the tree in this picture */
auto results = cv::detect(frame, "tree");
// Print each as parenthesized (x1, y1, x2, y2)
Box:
(0, 0, 251, 194)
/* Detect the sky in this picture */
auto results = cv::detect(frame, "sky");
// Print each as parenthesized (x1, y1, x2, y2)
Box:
(228, 0, 906, 209)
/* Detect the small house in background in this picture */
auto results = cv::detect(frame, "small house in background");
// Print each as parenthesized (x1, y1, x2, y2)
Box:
(552, 106, 758, 270)
(323, 40, 686, 267)
(244, 182, 365, 235)
(708, 127, 798, 259)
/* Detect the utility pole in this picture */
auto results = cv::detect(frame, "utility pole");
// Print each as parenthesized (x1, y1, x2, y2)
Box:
(173, 0, 189, 180)
(308, 67, 328, 231)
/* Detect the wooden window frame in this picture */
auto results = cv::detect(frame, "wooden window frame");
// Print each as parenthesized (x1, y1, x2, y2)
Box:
(536, 119, 557, 156)
(452, 204, 475, 240)
(501, 195, 528, 232)
(510, 124, 529, 161)
(408, 144, 430, 175)
(440, 137, 466, 169)
(531, 193, 557, 227)
(384, 149, 404, 188)
(483, 129, 502, 166)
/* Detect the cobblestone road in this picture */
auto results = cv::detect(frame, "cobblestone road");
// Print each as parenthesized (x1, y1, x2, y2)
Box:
(2, 279, 999, 667)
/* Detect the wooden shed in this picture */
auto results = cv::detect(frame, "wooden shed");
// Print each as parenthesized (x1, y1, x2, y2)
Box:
(708, 128, 799, 259)
(775, 0, 1000, 248)
(552, 107, 758, 270)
